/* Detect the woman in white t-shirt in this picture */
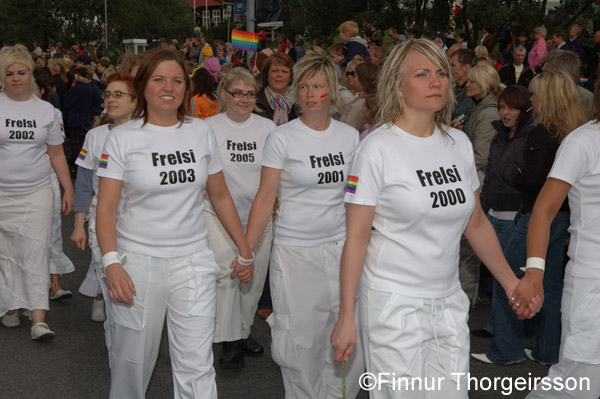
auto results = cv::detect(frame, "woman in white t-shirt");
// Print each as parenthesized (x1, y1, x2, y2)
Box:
(244, 55, 364, 398)
(330, 39, 540, 398)
(70, 72, 137, 323)
(0, 45, 74, 340)
(204, 68, 276, 368)
(95, 48, 253, 399)
(521, 95, 600, 399)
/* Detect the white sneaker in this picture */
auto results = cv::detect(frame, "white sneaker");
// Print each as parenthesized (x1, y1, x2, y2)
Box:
(31, 322, 56, 341)
(1, 311, 20, 328)
(91, 299, 106, 322)
(471, 352, 494, 364)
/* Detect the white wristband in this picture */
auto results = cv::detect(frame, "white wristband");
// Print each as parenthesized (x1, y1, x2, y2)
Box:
(102, 251, 121, 270)
(237, 252, 255, 267)
(525, 257, 545, 272)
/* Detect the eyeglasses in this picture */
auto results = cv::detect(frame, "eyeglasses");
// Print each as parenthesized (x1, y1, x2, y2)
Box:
(225, 89, 257, 99)
(102, 90, 135, 100)
(345, 71, 355, 77)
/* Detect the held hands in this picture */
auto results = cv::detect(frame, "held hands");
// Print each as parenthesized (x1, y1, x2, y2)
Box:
(330, 316, 357, 363)
(509, 269, 544, 319)
(70, 225, 87, 251)
(106, 263, 136, 305)
(229, 258, 254, 285)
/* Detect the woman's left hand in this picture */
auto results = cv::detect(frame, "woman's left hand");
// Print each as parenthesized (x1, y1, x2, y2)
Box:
(62, 188, 74, 215)
(509, 269, 544, 319)
(229, 258, 254, 284)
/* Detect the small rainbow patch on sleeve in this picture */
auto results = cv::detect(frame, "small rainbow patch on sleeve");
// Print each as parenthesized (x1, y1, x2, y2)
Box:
(99, 154, 109, 169)
(320, 93, 329, 103)
(59, 123, 65, 133)
(346, 175, 358, 194)
(78, 149, 88, 161)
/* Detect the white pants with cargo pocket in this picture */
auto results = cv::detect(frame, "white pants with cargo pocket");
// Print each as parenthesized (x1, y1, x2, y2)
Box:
(268, 241, 365, 399)
(101, 248, 219, 399)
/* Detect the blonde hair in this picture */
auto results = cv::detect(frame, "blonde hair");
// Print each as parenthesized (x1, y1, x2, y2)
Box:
(474, 45, 490, 60)
(338, 21, 359, 38)
(346, 55, 364, 73)
(0, 44, 36, 97)
(217, 67, 260, 112)
(529, 69, 585, 141)
(535, 26, 547, 38)
(371, 38, 455, 134)
(468, 63, 504, 99)
(48, 58, 68, 83)
(290, 54, 343, 114)
(570, 24, 582, 36)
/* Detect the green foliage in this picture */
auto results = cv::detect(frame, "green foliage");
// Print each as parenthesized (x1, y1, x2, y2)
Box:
(427, 0, 454, 33)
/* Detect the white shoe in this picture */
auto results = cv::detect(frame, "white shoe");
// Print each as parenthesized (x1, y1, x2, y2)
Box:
(1, 311, 20, 328)
(471, 352, 494, 364)
(524, 348, 551, 366)
(91, 299, 106, 322)
(31, 322, 56, 341)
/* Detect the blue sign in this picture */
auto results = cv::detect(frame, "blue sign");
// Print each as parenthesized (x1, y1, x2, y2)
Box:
(234, 2, 245, 14)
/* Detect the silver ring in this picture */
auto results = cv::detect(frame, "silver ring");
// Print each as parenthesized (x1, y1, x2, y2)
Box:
(510, 297, 516, 301)
(515, 302, 521, 307)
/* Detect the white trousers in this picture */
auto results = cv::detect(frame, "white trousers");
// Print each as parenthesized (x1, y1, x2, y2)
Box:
(268, 242, 365, 399)
(79, 226, 102, 297)
(100, 249, 219, 399)
(527, 274, 600, 399)
(49, 172, 75, 275)
(206, 212, 272, 342)
(359, 285, 470, 399)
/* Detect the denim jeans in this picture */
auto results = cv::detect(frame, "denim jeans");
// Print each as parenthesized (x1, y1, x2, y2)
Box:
(483, 214, 517, 335)
(486, 211, 570, 364)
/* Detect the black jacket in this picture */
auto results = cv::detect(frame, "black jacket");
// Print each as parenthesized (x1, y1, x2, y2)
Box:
(498, 63, 534, 88)
(480, 112, 534, 214)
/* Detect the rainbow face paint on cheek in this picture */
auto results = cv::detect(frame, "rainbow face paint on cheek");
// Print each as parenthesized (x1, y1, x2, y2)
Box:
(320, 93, 329, 103)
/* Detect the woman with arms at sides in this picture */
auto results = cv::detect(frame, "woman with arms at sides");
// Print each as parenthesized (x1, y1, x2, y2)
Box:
(330, 39, 540, 398)
(189, 67, 219, 120)
(244, 54, 365, 398)
(523, 79, 600, 399)
(70, 73, 136, 322)
(95, 48, 253, 399)
(255, 53, 297, 126)
(473, 70, 585, 366)
(204, 67, 276, 368)
(0, 44, 73, 339)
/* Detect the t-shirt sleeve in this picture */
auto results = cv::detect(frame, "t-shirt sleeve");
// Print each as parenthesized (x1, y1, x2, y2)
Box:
(46, 108, 64, 145)
(261, 131, 287, 170)
(344, 142, 382, 206)
(96, 131, 125, 180)
(466, 137, 480, 192)
(75, 130, 97, 170)
(548, 135, 589, 186)
(207, 126, 223, 175)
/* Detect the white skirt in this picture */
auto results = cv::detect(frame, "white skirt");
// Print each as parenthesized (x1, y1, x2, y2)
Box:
(0, 185, 53, 315)
(49, 172, 75, 275)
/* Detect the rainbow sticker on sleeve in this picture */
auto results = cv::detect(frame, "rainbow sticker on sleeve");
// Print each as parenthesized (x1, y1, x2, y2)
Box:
(59, 123, 65, 133)
(78, 149, 88, 161)
(320, 93, 329, 103)
(346, 175, 358, 194)
(99, 154, 109, 169)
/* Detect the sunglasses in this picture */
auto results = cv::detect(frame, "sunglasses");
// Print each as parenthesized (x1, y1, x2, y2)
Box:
(345, 71, 355, 77)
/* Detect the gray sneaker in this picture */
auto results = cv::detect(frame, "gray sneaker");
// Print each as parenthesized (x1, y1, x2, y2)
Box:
(1, 311, 20, 328)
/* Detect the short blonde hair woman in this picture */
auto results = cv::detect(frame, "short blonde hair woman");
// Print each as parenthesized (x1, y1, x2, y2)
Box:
(331, 38, 538, 397)
(0, 44, 74, 339)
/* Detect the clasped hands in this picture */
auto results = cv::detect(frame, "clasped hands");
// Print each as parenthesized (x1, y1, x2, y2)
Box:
(508, 269, 544, 320)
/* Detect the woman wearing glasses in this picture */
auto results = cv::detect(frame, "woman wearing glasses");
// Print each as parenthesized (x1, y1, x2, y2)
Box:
(96, 48, 253, 398)
(204, 67, 276, 368)
(245, 54, 364, 398)
(256, 53, 297, 126)
(70, 73, 136, 323)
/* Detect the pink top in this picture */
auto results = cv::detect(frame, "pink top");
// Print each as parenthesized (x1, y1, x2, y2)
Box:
(528, 38, 547, 74)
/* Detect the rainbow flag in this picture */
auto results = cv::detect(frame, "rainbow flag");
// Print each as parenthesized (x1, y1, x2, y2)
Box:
(346, 175, 358, 194)
(99, 154, 109, 169)
(78, 149, 88, 161)
(231, 30, 258, 52)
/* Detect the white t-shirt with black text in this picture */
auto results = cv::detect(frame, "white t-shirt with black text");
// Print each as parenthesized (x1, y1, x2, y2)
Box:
(204, 113, 276, 225)
(548, 121, 600, 278)
(345, 124, 479, 298)
(262, 118, 359, 246)
(97, 118, 223, 257)
(0, 93, 63, 192)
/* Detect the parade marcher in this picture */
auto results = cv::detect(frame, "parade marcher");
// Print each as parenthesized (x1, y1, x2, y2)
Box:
(96, 48, 254, 399)
(205, 68, 276, 369)
(330, 39, 540, 398)
(0, 44, 73, 339)
(245, 54, 365, 398)
(70, 73, 137, 322)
